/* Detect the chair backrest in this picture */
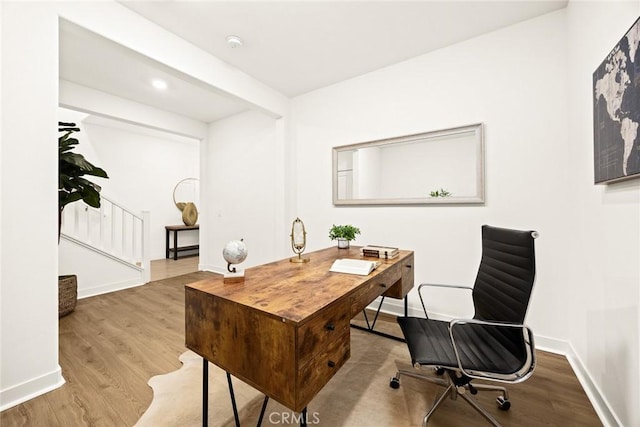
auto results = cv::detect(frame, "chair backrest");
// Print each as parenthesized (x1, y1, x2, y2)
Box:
(472, 225, 537, 324)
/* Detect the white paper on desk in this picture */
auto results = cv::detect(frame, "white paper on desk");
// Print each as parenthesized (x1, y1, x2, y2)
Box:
(329, 258, 380, 276)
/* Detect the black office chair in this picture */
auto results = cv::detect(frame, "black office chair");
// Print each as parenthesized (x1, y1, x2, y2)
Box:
(390, 225, 538, 426)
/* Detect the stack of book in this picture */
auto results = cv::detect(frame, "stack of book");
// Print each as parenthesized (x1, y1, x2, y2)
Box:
(360, 245, 399, 259)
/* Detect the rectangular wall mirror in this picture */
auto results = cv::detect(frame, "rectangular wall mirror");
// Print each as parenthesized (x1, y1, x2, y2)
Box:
(332, 123, 484, 205)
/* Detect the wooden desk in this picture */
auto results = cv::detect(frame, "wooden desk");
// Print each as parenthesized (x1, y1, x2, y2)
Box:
(165, 224, 199, 260)
(185, 246, 414, 416)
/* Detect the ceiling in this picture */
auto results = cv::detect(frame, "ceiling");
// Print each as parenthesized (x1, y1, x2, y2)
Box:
(59, 20, 252, 123)
(60, 1, 568, 123)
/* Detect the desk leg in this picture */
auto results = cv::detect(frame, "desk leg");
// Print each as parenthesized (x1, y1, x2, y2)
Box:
(226, 372, 241, 427)
(165, 229, 170, 259)
(203, 358, 209, 427)
(257, 396, 270, 427)
(226, 372, 270, 427)
(173, 229, 179, 260)
(301, 407, 307, 427)
(350, 296, 406, 342)
(404, 296, 408, 317)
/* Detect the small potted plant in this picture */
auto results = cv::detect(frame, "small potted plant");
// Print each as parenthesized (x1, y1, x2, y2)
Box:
(329, 224, 361, 249)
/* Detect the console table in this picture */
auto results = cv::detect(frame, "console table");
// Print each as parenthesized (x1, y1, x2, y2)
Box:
(185, 246, 414, 425)
(165, 224, 199, 260)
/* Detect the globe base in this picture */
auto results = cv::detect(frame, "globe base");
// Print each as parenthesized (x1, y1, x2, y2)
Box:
(223, 270, 245, 283)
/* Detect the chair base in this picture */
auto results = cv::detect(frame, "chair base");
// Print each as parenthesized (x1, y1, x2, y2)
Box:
(391, 368, 510, 427)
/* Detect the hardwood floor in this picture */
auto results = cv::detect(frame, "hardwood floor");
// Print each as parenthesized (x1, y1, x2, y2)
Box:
(149, 256, 200, 281)
(1, 258, 601, 426)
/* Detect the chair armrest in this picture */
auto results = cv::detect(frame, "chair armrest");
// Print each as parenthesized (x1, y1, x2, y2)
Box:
(448, 318, 536, 383)
(417, 283, 473, 318)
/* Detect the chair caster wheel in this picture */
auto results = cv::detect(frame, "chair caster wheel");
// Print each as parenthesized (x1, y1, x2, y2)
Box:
(389, 377, 400, 389)
(497, 396, 511, 410)
(435, 367, 445, 376)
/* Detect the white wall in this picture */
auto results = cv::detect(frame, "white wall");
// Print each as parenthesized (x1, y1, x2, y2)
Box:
(58, 107, 201, 263)
(566, 2, 640, 426)
(77, 117, 200, 260)
(0, 0, 289, 410)
(58, 239, 144, 298)
(1, 1, 64, 410)
(3, 1, 638, 424)
(293, 9, 571, 336)
(291, 3, 640, 426)
(201, 110, 282, 273)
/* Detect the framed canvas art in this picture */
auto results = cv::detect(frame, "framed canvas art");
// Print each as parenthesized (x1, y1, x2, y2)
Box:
(593, 16, 640, 184)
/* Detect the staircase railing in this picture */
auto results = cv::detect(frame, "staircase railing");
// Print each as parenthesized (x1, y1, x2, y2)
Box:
(60, 195, 150, 283)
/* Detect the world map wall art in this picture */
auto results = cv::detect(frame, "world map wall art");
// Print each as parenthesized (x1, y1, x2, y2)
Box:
(593, 16, 640, 184)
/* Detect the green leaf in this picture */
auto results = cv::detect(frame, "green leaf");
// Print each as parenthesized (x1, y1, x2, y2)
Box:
(84, 166, 108, 179)
(82, 189, 101, 208)
(58, 121, 108, 211)
(59, 191, 83, 207)
(328, 224, 361, 241)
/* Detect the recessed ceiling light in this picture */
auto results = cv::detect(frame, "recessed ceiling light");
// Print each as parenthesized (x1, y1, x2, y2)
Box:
(226, 35, 243, 49)
(151, 78, 168, 90)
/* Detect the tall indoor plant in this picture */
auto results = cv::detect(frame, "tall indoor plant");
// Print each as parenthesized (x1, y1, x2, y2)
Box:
(58, 121, 108, 316)
(59, 121, 109, 231)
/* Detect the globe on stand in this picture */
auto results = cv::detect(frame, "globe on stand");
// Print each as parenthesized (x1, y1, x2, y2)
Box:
(223, 239, 248, 283)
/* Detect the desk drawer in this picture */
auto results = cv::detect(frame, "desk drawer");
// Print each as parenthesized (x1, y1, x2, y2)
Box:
(297, 333, 350, 410)
(382, 254, 414, 299)
(349, 267, 398, 316)
(298, 301, 349, 366)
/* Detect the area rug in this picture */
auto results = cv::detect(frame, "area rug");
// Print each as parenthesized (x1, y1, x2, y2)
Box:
(135, 328, 439, 427)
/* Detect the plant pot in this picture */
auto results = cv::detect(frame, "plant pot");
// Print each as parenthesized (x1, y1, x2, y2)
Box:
(337, 238, 350, 249)
(59, 274, 77, 318)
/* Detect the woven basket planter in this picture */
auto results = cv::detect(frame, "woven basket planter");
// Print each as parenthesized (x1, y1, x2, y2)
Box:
(58, 274, 77, 318)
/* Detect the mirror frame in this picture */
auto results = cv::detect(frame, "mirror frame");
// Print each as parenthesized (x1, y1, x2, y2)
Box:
(173, 177, 200, 211)
(332, 123, 485, 206)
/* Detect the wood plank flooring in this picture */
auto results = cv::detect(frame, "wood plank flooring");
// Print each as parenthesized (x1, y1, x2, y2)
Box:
(149, 256, 200, 281)
(1, 257, 601, 426)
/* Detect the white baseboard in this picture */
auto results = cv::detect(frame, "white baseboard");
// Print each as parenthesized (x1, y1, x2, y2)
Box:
(530, 333, 570, 355)
(0, 366, 65, 412)
(78, 278, 145, 299)
(564, 343, 622, 427)
(199, 264, 226, 276)
(369, 298, 620, 427)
